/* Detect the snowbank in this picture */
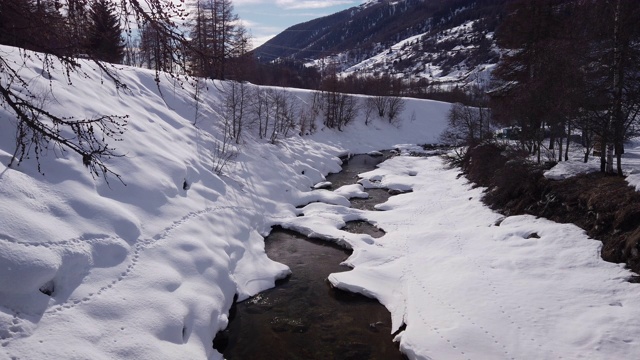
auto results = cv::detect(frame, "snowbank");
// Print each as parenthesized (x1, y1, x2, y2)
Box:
(282, 155, 640, 359)
(0, 45, 449, 359)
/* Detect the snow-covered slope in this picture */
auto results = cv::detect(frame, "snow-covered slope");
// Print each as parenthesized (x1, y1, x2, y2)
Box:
(0, 46, 450, 359)
(337, 20, 498, 87)
(259, 0, 503, 89)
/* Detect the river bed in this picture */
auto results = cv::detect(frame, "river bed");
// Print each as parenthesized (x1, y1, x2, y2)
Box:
(220, 153, 404, 360)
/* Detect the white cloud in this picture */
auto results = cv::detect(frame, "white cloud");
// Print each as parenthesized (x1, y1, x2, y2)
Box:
(232, 0, 267, 5)
(252, 34, 277, 49)
(275, 0, 357, 10)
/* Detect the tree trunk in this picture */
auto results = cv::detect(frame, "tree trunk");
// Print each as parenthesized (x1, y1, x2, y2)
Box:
(557, 137, 563, 162)
(606, 143, 614, 174)
(600, 139, 607, 172)
(564, 124, 570, 161)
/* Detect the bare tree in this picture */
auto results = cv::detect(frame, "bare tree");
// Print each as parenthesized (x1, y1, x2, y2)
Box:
(188, 0, 240, 80)
(363, 96, 376, 126)
(252, 88, 270, 139)
(270, 89, 297, 142)
(386, 95, 406, 125)
(139, 20, 179, 73)
(370, 95, 389, 118)
(212, 111, 237, 175)
(318, 66, 358, 130)
(318, 89, 358, 131)
(440, 103, 492, 146)
(222, 80, 251, 143)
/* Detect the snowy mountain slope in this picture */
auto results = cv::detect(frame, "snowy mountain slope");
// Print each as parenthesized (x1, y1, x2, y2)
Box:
(0, 45, 450, 359)
(338, 19, 498, 87)
(257, 0, 505, 87)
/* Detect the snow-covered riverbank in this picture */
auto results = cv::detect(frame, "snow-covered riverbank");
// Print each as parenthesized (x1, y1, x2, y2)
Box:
(285, 150, 640, 359)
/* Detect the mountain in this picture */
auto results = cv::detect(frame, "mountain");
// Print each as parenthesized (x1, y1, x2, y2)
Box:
(254, 0, 507, 88)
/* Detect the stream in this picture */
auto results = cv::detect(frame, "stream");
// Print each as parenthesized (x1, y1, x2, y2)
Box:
(218, 153, 405, 360)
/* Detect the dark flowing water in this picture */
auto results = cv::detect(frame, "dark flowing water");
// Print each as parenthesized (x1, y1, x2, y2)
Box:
(220, 153, 403, 360)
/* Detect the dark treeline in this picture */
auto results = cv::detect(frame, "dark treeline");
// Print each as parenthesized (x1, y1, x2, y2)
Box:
(0, 0, 124, 63)
(243, 58, 481, 105)
(3, 0, 638, 179)
(0, 0, 252, 80)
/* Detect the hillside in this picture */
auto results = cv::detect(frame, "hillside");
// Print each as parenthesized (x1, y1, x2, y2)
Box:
(255, 0, 506, 87)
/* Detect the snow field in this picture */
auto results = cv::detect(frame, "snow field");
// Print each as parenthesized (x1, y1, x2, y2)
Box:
(282, 154, 640, 359)
(0, 45, 449, 359)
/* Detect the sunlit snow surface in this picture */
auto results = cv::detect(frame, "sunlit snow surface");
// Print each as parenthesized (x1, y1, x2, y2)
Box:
(287, 155, 640, 359)
(1, 44, 640, 360)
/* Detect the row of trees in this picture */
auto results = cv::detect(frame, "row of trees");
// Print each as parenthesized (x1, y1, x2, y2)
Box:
(490, 0, 640, 175)
(0, 0, 125, 63)
(127, 0, 250, 80)
(216, 80, 406, 146)
(206, 80, 407, 174)
(0, 0, 252, 76)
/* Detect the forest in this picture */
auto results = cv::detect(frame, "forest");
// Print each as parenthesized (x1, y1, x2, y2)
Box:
(489, 0, 640, 176)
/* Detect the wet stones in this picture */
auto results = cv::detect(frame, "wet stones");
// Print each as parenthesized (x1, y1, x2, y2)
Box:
(342, 221, 385, 238)
(270, 317, 309, 333)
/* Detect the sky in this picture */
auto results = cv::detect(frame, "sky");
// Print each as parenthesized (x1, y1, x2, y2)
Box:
(233, 0, 369, 49)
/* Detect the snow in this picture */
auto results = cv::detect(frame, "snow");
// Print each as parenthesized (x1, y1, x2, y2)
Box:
(2, 43, 640, 360)
(544, 139, 640, 183)
(284, 155, 640, 359)
(335, 18, 496, 90)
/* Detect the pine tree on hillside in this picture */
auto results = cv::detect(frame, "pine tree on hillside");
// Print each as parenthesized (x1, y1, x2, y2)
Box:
(67, 0, 90, 56)
(0, 0, 67, 53)
(87, 0, 124, 63)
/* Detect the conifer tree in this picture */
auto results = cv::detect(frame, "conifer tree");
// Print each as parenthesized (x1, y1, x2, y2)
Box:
(67, 0, 90, 55)
(87, 0, 124, 63)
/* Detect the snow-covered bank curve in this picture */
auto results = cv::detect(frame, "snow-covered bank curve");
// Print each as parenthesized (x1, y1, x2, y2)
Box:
(0, 46, 450, 359)
(283, 154, 640, 359)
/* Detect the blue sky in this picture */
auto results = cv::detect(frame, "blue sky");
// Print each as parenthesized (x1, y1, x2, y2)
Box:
(233, 0, 368, 48)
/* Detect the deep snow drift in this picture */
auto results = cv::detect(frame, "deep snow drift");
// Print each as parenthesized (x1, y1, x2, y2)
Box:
(2, 45, 640, 360)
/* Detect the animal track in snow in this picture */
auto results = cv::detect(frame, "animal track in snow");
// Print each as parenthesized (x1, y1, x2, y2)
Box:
(44, 205, 251, 316)
(411, 267, 515, 360)
(449, 233, 552, 358)
(0, 233, 116, 249)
